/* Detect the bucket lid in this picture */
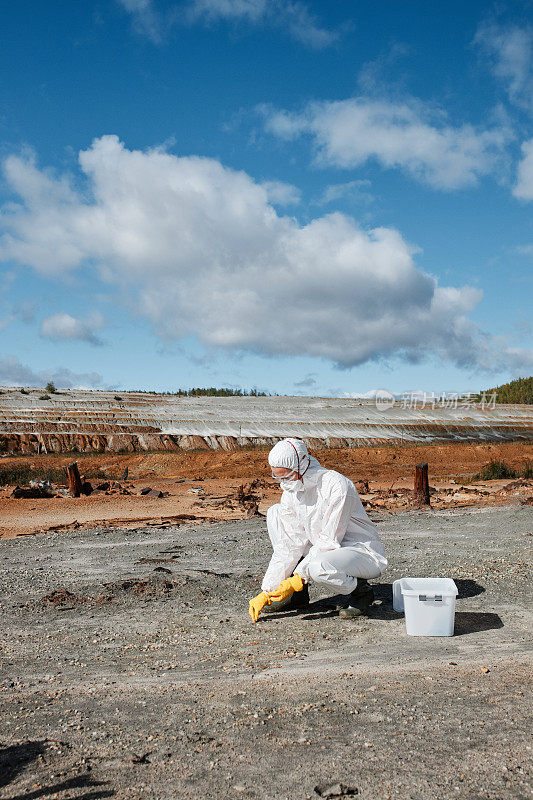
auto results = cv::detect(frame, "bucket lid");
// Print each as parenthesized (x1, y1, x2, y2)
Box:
(393, 578, 458, 612)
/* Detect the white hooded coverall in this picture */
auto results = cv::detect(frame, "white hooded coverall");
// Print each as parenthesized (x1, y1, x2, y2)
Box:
(263, 438, 387, 595)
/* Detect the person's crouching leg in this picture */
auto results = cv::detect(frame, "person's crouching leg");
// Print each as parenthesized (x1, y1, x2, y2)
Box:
(337, 579, 375, 618)
(306, 548, 381, 618)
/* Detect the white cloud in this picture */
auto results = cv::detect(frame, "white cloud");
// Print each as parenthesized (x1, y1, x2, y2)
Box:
(117, 0, 163, 43)
(318, 180, 373, 206)
(475, 21, 533, 113)
(186, 0, 339, 47)
(40, 312, 105, 346)
(274, 1, 340, 49)
(1, 135, 531, 372)
(0, 356, 103, 389)
(356, 43, 411, 94)
(0, 151, 86, 275)
(514, 138, 533, 199)
(516, 243, 533, 257)
(186, 0, 268, 23)
(261, 97, 509, 190)
(261, 180, 301, 205)
(294, 373, 317, 388)
(119, 0, 340, 48)
(0, 300, 36, 333)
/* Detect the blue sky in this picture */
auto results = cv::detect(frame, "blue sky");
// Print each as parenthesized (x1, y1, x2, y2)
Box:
(0, 0, 532, 396)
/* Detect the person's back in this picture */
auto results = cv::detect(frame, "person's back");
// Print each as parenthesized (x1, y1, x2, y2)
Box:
(276, 462, 386, 556)
(310, 467, 386, 556)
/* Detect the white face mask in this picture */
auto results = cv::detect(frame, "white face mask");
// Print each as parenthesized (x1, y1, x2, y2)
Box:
(281, 478, 304, 493)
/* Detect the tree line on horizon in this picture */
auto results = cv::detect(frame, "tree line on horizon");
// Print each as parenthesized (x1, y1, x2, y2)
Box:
(176, 387, 271, 397)
(177, 377, 533, 403)
(5, 375, 532, 403)
(472, 376, 532, 404)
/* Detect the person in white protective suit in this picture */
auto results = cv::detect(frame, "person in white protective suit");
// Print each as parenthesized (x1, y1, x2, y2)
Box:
(249, 438, 388, 622)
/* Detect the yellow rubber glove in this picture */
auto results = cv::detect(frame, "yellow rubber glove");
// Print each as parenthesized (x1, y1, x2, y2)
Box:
(249, 591, 272, 623)
(269, 573, 305, 603)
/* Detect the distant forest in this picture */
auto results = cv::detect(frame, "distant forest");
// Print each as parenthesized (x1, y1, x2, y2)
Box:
(176, 379, 533, 401)
(176, 387, 270, 397)
(473, 376, 533, 404)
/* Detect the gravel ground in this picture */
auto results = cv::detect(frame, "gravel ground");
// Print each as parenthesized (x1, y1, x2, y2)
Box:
(1, 505, 531, 800)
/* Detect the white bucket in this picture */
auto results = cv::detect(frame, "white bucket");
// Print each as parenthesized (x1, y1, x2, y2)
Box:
(393, 577, 458, 636)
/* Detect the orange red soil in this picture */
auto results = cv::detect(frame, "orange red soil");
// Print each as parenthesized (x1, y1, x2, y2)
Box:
(1, 441, 531, 539)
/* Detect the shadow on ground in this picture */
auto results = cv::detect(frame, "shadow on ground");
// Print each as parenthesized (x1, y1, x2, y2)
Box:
(0, 742, 47, 789)
(0, 743, 113, 800)
(454, 611, 503, 635)
(454, 578, 486, 599)
(265, 579, 501, 634)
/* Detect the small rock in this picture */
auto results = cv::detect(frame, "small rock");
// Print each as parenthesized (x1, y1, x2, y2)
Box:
(141, 488, 164, 498)
(314, 784, 358, 798)
(12, 484, 56, 499)
(131, 751, 151, 764)
(41, 589, 80, 606)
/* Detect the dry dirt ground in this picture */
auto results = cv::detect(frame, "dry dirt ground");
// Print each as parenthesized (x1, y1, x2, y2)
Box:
(1, 442, 532, 537)
(0, 504, 531, 800)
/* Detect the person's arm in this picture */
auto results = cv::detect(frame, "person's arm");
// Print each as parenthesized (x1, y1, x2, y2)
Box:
(261, 546, 308, 592)
(261, 492, 308, 591)
(297, 483, 355, 582)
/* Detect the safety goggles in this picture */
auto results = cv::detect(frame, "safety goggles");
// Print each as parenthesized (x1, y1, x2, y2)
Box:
(271, 469, 297, 482)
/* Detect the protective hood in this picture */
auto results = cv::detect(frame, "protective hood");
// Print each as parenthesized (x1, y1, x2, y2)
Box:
(268, 438, 322, 486)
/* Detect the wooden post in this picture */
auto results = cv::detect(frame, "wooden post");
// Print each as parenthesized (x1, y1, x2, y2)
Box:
(414, 462, 430, 506)
(66, 461, 83, 498)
